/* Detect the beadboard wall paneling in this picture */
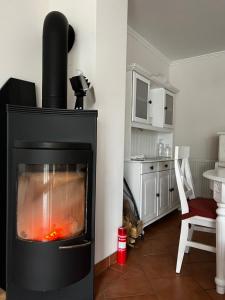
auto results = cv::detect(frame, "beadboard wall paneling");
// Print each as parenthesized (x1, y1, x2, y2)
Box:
(131, 128, 158, 157)
(190, 159, 216, 198)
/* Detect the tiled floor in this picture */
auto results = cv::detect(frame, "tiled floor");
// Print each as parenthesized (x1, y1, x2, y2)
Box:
(94, 210, 225, 300)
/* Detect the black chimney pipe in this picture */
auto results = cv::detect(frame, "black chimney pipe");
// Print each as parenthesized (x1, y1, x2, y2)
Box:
(42, 11, 75, 109)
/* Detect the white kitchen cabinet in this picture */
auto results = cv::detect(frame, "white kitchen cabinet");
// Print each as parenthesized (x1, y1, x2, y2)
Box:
(141, 172, 158, 223)
(169, 169, 180, 208)
(132, 71, 152, 124)
(124, 65, 178, 160)
(158, 170, 170, 215)
(124, 160, 179, 228)
(151, 88, 175, 129)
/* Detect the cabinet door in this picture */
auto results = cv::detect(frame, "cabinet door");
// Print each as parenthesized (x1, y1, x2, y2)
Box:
(170, 169, 180, 208)
(141, 173, 157, 223)
(132, 72, 151, 124)
(164, 91, 174, 128)
(158, 170, 170, 215)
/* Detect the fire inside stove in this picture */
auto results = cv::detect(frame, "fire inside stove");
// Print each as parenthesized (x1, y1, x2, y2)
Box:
(17, 164, 87, 242)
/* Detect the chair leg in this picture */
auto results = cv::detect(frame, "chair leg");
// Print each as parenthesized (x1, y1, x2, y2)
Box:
(185, 224, 194, 253)
(176, 221, 189, 273)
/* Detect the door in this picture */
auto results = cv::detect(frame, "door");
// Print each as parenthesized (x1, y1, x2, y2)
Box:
(170, 169, 180, 208)
(141, 173, 157, 223)
(158, 170, 170, 215)
(11, 142, 93, 291)
(164, 91, 174, 128)
(132, 72, 151, 124)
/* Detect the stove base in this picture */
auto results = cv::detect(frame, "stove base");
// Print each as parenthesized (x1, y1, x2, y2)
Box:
(7, 270, 93, 300)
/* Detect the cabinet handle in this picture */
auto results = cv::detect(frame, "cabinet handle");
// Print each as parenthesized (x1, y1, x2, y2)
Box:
(148, 100, 152, 104)
(156, 193, 160, 197)
(164, 106, 168, 110)
(169, 188, 174, 192)
(164, 164, 168, 168)
(150, 166, 154, 170)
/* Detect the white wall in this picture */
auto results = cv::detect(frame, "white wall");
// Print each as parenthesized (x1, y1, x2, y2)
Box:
(49, 0, 97, 109)
(127, 26, 170, 79)
(170, 52, 225, 160)
(0, 0, 127, 264)
(0, 0, 48, 106)
(94, 0, 128, 263)
(49, 0, 128, 263)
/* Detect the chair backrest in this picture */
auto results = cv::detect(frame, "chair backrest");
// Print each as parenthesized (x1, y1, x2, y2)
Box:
(174, 146, 196, 215)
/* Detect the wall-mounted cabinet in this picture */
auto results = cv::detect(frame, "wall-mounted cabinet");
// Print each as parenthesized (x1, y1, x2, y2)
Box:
(151, 88, 175, 128)
(124, 64, 178, 160)
(126, 64, 178, 131)
(132, 72, 152, 124)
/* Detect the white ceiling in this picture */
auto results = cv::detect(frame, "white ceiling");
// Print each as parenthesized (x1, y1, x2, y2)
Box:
(128, 0, 225, 60)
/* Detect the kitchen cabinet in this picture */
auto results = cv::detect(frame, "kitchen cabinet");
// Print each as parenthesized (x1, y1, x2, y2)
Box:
(132, 71, 152, 124)
(141, 172, 158, 223)
(124, 160, 179, 228)
(158, 170, 170, 215)
(170, 169, 180, 208)
(151, 88, 175, 129)
(124, 64, 178, 160)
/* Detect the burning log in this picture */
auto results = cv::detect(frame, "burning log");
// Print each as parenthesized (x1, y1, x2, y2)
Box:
(17, 171, 86, 242)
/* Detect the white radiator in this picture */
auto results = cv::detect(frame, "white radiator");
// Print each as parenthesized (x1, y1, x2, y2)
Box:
(190, 159, 216, 198)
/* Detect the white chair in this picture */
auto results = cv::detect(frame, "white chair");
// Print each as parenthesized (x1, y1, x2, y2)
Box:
(175, 146, 216, 273)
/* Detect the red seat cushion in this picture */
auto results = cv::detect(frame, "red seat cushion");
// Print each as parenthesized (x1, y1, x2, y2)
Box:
(182, 197, 217, 220)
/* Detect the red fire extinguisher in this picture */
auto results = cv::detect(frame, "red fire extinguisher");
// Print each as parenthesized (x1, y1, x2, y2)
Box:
(117, 227, 127, 265)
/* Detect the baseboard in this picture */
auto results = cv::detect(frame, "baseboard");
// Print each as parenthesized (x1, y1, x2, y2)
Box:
(94, 252, 117, 277)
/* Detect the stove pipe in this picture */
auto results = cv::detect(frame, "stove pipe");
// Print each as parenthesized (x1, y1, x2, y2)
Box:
(42, 11, 75, 109)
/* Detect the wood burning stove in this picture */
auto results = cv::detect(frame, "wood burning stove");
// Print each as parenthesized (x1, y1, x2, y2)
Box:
(0, 106, 97, 299)
(0, 10, 97, 299)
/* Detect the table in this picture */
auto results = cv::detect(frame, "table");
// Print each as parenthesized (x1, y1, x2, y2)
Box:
(203, 168, 225, 294)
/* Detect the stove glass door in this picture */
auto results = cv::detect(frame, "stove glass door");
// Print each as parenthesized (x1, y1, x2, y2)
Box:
(17, 163, 87, 242)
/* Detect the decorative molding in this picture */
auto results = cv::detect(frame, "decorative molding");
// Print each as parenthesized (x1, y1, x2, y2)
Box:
(127, 26, 171, 67)
(171, 49, 225, 67)
(128, 63, 179, 94)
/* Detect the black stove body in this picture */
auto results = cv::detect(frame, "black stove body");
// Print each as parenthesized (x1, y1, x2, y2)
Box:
(0, 105, 97, 300)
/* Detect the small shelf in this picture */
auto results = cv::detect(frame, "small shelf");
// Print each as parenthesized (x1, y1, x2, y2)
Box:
(131, 121, 173, 133)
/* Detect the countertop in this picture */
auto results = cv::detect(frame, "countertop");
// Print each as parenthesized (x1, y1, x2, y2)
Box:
(203, 168, 225, 183)
(125, 157, 174, 163)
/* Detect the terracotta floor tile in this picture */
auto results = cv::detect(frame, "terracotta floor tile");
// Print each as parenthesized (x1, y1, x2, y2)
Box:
(127, 239, 166, 258)
(94, 268, 123, 297)
(140, 254, 189, 280)
(170, 245, 216, 265)
(206, 289, 225, 299)
(183, 249, 216, 265)
(95, 293, 105, 300)
(105, 295, 158, 300)
(94, 211, 219, 299)
(125, 248, 143, 269)
(103, 267, 154, 298)
(151, 276, 212, 300)
(110, 262, 131, 274)
(189, 261, 216, 290)
(192, 231, 216, 246)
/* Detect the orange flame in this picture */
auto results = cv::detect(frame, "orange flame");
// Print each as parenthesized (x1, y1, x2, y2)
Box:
(45, 228, 64, 241)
